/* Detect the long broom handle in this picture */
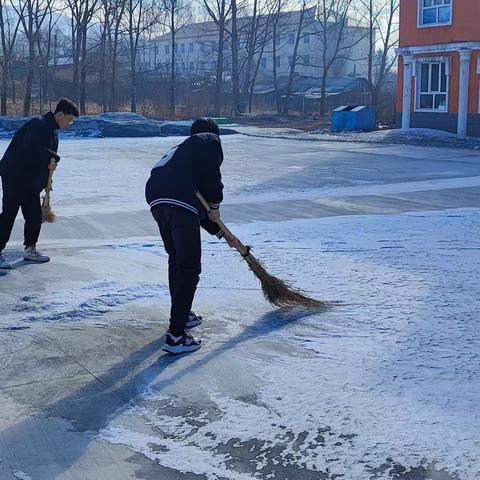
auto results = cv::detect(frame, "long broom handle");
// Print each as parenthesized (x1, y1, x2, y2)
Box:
(195, 191, 253, 260)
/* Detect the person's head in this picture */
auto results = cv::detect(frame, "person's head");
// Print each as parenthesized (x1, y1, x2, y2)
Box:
(190, 118, 220, 136)
(54, 98, 80, 129)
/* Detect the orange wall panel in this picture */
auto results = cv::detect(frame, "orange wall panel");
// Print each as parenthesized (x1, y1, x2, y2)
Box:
(400, 0, 480, 47)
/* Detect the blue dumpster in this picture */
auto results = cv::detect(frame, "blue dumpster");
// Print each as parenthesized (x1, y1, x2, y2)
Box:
(331, 105, 376, 132)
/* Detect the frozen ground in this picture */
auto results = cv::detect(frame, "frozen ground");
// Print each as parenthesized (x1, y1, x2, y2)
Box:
(0, 133, 479, 479)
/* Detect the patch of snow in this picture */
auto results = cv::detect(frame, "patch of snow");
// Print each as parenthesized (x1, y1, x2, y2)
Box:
(12, 471, 32, 480)
(98, 208, 480, 480)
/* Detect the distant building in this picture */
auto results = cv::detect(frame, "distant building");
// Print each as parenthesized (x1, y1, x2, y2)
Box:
(396, 0, 480, 136)
(139, 8, 370, 90)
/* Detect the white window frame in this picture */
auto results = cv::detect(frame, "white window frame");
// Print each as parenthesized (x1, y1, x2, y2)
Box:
(414, 58, 449, 113)
(417, 0, 453, 28)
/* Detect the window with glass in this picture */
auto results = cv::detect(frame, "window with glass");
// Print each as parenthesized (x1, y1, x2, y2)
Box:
(276, 56, 281, 68)
(304, 34, 310, 44)
(165, 44, 169, 55)
(417, 62, 448, 111)
(261, 58, 267, 69)
(419, 0, 452, 26)
(288, 33, 294, 45)
(189, 43, 194, 53)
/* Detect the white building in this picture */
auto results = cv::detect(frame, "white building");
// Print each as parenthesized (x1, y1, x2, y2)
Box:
(139, 8, 370, 87)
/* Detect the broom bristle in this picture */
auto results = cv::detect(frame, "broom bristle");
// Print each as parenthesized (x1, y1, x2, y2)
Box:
(247, 256, 326, 308)
(41, 194, 56, 223)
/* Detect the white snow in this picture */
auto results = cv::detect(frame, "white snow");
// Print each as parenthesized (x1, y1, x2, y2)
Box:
(12, 471, 32, 480)
(99, 208, 480, 480)
(1, 134, 479, 479)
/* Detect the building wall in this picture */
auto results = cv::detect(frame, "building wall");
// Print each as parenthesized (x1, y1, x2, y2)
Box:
(400, 0, 480, 47)
(397, 0, 480, 135)
(141, 21, 370, 82)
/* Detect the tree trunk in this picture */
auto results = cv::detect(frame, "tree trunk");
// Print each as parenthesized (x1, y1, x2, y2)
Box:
(284, 8, 304, 114)
(169, 21, 175, 117)
(130, 55, 137, 112)
(80, 22, 88, 114)
(23, 40, 35, 116)
(213, 25, 224, 115)
(319, 67, 328, 116)
(230, 0, 240, 115)
(1, 67, 7, 115)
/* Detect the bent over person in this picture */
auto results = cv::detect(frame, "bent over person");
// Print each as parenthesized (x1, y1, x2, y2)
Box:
(146, 118, 239, 354)
(0, 98, 79, 269)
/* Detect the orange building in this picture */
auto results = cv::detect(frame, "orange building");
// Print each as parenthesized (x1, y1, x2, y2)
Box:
(397, 0, 480, 136)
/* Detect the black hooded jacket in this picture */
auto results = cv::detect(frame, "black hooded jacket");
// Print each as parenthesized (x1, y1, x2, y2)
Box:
(0, 111, 60, 192)
(145, 132, 224, 237)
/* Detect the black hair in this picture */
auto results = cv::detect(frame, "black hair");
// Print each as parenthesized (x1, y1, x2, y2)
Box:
(54, 98, 80, 117)
(190, 118, 220, 136)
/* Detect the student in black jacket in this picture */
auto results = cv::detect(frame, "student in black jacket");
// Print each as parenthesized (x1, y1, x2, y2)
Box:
(0, 98, 79, 269)
(146, 118, 240, 354)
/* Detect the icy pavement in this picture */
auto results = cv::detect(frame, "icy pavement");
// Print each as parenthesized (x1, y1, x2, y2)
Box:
(0, 134, 479, 479)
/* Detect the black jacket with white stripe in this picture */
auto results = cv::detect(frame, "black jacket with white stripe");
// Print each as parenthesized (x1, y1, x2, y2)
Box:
(145, 132, 224, 237)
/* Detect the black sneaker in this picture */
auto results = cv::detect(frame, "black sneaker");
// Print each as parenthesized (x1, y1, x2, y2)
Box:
(163, 331, 202, 354)
(186, 311, 203, 329)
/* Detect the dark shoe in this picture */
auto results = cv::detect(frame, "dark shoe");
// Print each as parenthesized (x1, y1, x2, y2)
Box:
(163, 330, 201, 354)
(186, 311, 203, 329)
(24, 246, 50, 263)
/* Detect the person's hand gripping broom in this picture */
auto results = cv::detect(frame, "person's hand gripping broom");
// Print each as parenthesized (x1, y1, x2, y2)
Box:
(195, 191, 326, 308)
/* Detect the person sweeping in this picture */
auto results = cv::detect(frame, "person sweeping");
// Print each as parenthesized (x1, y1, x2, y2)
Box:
(0, 98, 79, 269)
(146, 118, 240, 354)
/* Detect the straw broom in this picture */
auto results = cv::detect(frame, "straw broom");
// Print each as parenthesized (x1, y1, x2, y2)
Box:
(196, 192, 326, 308)
(41, 159, 57, 223)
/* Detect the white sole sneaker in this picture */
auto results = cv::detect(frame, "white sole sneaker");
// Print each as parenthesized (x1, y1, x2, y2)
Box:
(186, 316, 202, 329)
(162, 343, 201, 354)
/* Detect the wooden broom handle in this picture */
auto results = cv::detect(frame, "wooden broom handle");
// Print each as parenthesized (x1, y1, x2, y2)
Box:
(195, 191, 252, 259)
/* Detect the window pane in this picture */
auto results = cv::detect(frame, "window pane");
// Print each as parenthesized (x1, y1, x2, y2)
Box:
(423, 7, 437, 24)
(440, 63, 447, 91)
(433, 0, 442, 5)
(420, 94, 433, 109)
(421, 64, 429, 92)
(423, 0, 432, 6)
(438, 6, 450, 22)
(435, 94, 447, 110)
(431, 63, 440, 91)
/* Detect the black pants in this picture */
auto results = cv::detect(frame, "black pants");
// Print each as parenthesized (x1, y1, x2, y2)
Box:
(0, 177, 42, 252)
(152, 204, 201, 336)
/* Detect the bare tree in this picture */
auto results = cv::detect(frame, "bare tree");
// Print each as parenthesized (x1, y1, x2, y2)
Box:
(358, 0, 399, 106)
(268, 0, 290, 113)
(14, 0, 56, 116)
(36, 2, 61, 111)
(230, 0, 240, 115)
(202, 0, 231, 115)
(97, 0, 126, 111)
(0, 0, 23, 114)
(283, 1, 312, 114)
(239, 0, 274, 113)
(66, 0, 99, 114)
(315, 0, 355, 116)
(161, 0, 191, 116)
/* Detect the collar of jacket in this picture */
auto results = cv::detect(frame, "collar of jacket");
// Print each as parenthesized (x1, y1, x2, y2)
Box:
(43, 111, 60, 131)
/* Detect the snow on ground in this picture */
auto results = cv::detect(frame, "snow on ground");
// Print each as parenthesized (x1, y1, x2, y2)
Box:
(232, 125, 480, 150)
(1, 133, 479, 479)
(94, 208, 480, 480)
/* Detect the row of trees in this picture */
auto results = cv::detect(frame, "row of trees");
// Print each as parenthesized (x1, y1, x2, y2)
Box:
(0, 0, 399, 118)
